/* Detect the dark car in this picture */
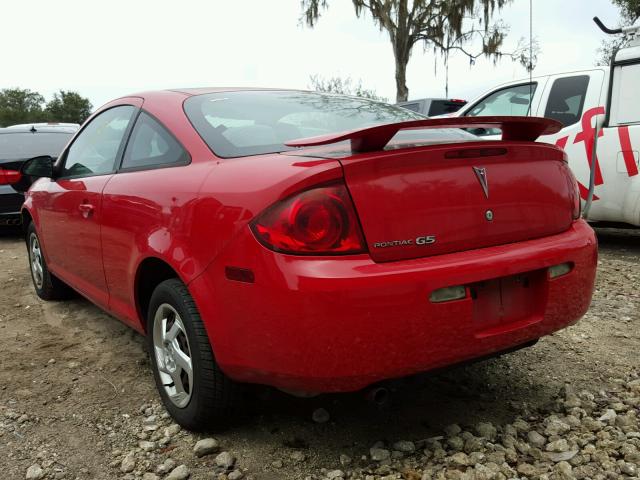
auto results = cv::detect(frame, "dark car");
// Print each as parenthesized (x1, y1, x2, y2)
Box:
(0, 126, 75, 225)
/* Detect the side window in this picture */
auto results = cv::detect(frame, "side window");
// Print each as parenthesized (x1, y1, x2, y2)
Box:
(544, 76, 590, 127)
(466, 83, 537, 117)
(121, 112, 189, 170)
(62, 106, 135, 178)
(610, 63, 640, 126)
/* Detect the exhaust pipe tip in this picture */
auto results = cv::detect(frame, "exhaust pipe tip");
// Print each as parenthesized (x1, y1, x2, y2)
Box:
(0, 218, 22, 226)
(366, 386, 391, 407)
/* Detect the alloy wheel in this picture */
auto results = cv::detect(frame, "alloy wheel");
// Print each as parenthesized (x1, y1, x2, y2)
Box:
(152, 303, 194, 408)
(29, 233, 44, 289)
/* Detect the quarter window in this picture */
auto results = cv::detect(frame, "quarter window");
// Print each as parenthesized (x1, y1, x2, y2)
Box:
(121, 112, 189, 170)
(544, 76, 590, 127)
(62, 106, 135, 178)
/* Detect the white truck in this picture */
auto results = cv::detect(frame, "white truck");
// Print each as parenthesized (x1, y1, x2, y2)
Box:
(452, 17, 640, 227)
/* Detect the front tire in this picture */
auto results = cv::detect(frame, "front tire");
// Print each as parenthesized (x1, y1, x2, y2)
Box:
(147, 279, 238, 431)
(26, 223, 72, 300)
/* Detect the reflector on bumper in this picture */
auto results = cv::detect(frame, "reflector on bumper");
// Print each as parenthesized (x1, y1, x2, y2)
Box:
(430, 285, 467, 303)
(549, 262, 573, 279)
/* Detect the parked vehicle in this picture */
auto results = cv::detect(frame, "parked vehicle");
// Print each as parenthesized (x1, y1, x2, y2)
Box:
(397, 97, 467, 116)
(7, 122, 80, 131)
(451, 17, 640, 227)
(18, 89, 597, 430)
(0, 126, 75, 226)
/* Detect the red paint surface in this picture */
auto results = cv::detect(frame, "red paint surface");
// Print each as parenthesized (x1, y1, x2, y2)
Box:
(573, 107, 605, 186)
(555, 136, 569, 150)
(577, 183, 599, 202)
(618, 126, 639, 177)
(23, 90, 598, 392)
(341, 142, 575, 262)
(191, 220, 596, 391)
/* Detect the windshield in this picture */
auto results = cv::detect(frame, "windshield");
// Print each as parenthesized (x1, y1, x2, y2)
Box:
(0, 132, 72, 160)
(184, 90, 432, 158)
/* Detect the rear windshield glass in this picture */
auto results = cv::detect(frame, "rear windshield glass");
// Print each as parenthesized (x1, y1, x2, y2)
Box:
(184, 91, 476, 158)
(0, 132, 72, 160)
(427, 100, 467, 116)
(399, 102, 422, 113)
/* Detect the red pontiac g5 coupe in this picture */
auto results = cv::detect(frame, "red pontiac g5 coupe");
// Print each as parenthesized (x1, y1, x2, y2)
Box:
(18, 89, 597, 430)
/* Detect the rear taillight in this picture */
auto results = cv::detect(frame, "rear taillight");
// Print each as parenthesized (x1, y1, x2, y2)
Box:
(564, 166, 581, 220)
(251, 183, 366, 255)
(0, 169, 22, 185)
(568, 171, 581, 220)
(573, 180, 581, 219)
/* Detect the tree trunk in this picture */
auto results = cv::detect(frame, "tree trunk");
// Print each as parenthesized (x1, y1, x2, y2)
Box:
(392, 1, 411, 103)
(395, 56, 409, 102)
(392, 36, 411, 102)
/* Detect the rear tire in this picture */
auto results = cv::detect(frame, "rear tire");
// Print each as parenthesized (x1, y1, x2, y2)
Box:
(146, 278, 238, 431)
(26, 222, 72, 300)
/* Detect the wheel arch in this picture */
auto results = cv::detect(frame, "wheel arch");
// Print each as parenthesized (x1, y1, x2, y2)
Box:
(135, 256, 186, 332)
(21, 208, 33, 236)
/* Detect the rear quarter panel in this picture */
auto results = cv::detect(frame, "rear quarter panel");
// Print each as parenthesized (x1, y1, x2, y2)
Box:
(102, 154, 344, 330)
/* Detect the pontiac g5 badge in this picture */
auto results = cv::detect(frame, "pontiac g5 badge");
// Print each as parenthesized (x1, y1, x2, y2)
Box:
(372, 235, 436, 249)
(473, 166, 489, 199)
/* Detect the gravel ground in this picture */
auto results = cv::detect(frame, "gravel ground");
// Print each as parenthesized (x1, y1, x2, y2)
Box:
(0, 227, 638, 480)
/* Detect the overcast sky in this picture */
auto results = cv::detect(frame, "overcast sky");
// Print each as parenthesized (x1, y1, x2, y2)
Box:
(1, 0, 623, 109)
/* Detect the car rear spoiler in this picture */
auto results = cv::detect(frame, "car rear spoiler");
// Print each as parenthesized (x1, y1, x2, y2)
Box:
(285, 116, 563, 153)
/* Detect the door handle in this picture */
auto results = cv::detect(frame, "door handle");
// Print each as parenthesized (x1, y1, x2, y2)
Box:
(78, 203, 95, 218)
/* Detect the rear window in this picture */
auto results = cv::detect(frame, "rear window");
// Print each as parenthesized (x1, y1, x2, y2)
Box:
(399, 102, 422, 113)
(427, 100, 467, 116)
(0, 132, 72, 160)
(184, 91, 439, 158)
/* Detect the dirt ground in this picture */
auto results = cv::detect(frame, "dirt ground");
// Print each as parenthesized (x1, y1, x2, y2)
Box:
(0, 227, 638, 480)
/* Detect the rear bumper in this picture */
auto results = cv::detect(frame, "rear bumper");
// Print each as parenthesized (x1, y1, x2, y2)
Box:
(189, 220, 597, 393)
(0, 211, 22, 225)
(0, 185, 24, 224)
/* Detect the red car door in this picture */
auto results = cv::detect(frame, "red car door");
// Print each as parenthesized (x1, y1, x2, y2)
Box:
(38, 103, 140, 308)
(100, 110, 197, 328)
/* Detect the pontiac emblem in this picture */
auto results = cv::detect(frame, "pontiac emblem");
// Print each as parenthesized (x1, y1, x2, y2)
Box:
(473, 166, 489, 199)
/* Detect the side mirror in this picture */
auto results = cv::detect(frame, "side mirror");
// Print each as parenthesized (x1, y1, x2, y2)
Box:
(510, 96, 531, 105)
(12, 156, 55, 193)
(22, 155, 54, 177)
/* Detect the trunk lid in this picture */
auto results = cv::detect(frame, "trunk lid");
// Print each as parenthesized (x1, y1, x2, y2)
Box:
(339, 142, 575, 262)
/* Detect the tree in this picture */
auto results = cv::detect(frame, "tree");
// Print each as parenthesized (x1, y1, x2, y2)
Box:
(597, 0, 640, 65)
(432, 17, 539, 97)
(309, 74, 388, 101)
(301, 0, 513, 102)
(0, 88, 46, 127)
(45, 90, 93, 124)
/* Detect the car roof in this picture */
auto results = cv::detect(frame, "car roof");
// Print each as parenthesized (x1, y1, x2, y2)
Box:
(7, 122, 79, 129)
(120, 88, 317, 102)
(0, 127, 77, 134)
(106, 88, 371, 109)
(167, 87, 304, 96)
